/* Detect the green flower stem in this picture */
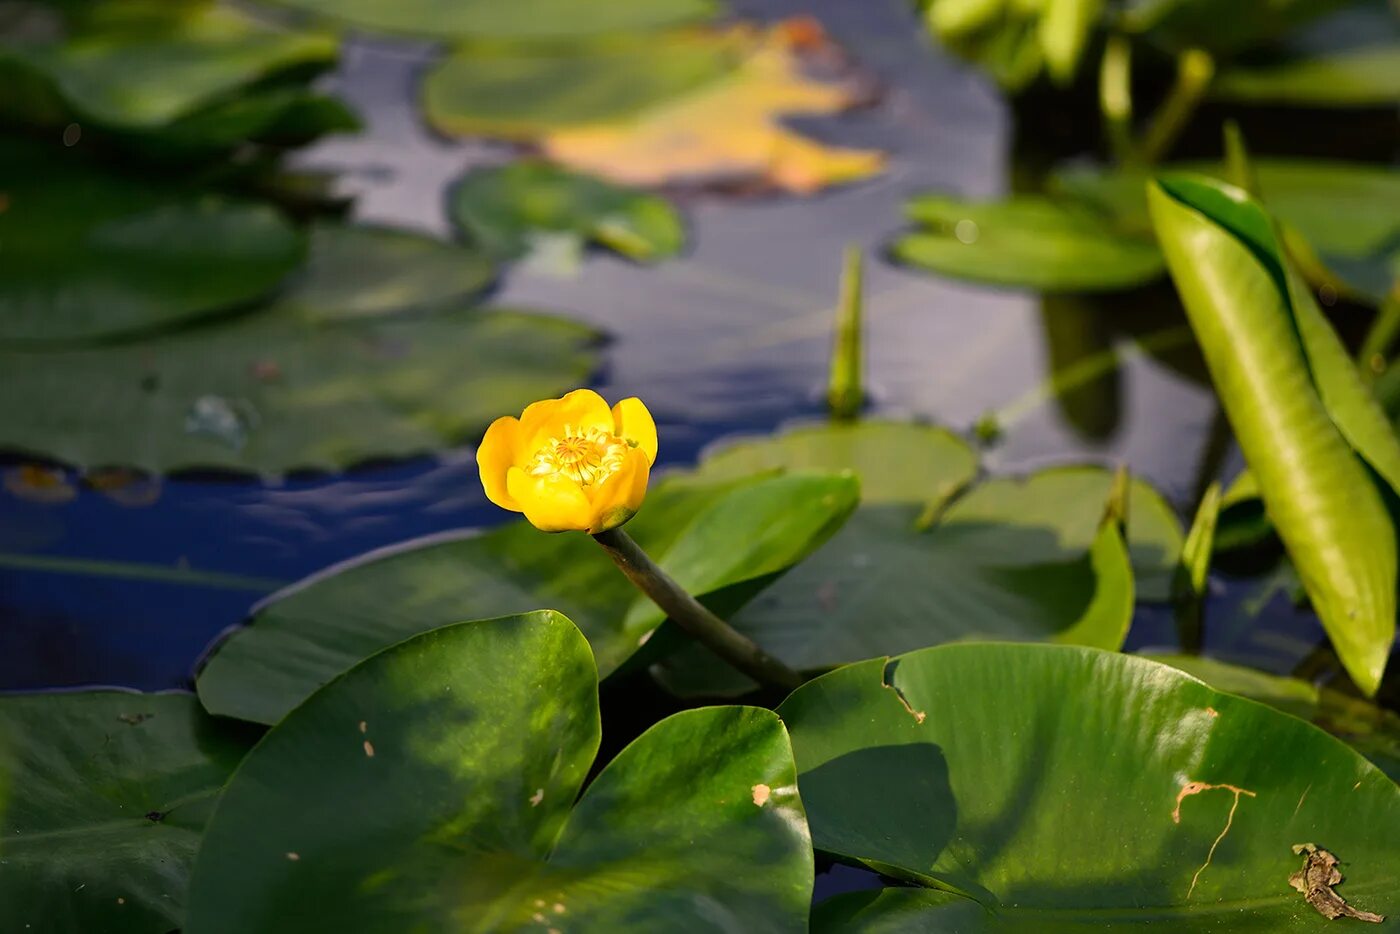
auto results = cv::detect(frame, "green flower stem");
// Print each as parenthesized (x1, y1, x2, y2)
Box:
(592, 527, 804, 691)
(1359, 283, 1400, 383)
(1138, 48, 1214, 165)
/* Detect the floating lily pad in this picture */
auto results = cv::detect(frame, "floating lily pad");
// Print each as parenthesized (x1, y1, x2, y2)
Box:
(195, 470, 858, 724)
(1149, 653, 1400, 782)
(0, 224, 598, 474)
(0, 1, 342, 143)
(259, 0, 717, 41)
(1149, 174, 1400, 695)
(0, 143, 305, 345)
(423, 31, 743, 139)
(782, 643, 1400, 930)
(451, 162, 685, 263)
(185, 612, 812, 932)
(654, 423, 1181, 695)
(1052, 159, 1400, 299)
(891, 193, 1165, 292)
(427, 23, 884, 193)
(0, 691, 247, 933)
(1213, 44, 1400, 108)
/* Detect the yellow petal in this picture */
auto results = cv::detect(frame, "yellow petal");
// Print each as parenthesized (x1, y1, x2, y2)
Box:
(477, 415, 524, 511)
(506, 465, 594, 532)
(519, 388, 613, 453)
(611, 397, 658, 465)
(587, 447, 651, 534)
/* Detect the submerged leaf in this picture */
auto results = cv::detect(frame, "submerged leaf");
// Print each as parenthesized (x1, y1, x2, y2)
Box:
(1148, 174, 1400, 695)
(0, 225, 597, 473)
(195, 471, 858, 724)
(0, 691, 246, 933)
(185, 613, 812, 932)
(783, 643, 1400, 930)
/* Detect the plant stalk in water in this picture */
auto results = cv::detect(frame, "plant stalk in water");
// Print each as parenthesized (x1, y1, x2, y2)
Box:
(592, 527, 804, 691)
(827, 245, 864, 421)
(1139, 48, 1214, 165)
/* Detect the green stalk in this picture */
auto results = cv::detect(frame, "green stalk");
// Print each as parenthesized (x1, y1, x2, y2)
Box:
(1139, 48, 1214, 165)
(1359, 284, 1400, 383)
(826, 245, 865, 421)
(592, 527, 803, 691)
(1099, 34, 1135, 165)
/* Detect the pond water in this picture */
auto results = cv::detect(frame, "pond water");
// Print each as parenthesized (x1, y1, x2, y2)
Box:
(0, 0, 1357, 705)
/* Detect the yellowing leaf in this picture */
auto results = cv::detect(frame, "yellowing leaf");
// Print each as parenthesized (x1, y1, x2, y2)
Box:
(542, 21, 884, 193)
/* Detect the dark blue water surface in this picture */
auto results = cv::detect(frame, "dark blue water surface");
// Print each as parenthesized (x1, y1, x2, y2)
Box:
(0, 0, 1348, 698)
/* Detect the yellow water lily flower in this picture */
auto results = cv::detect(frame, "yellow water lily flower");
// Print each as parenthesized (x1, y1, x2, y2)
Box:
(477, 389, 657, 534)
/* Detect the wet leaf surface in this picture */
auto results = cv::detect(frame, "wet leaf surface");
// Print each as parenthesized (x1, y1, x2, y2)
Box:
(783, 643, 1400, 931)
(0, 224, 598, 474)
(186, 612, 812, 933)
(0, 691, 247, 933)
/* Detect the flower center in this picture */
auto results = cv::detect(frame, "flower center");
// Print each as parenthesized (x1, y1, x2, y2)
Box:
(528, 424, 627, 487)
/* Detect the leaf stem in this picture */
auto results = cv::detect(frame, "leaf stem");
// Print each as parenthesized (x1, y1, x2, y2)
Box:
(591, 527, 804, 691)
(1138, 48, 1214, 165)
(1358, 283, 1400, 384)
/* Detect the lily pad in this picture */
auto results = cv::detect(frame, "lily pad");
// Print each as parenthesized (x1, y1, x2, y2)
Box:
(1212, 44, 1400, 108)
(782, 643, 1400, 930)
(259, 0, 717, 41)
(1149, 174, 1400, 695)
(1052, 159, 1400, 299)
(1149, 653, 1400, 782)
(891, 194, 1165, 292)
(0, 691, 247, 933)
(655, 422, 1182, 695)
(427, 22, 885, 194)
(0, 143, 305, 345)
(185, 612, 812, 933)
(0, 2, 337, 126)
(450, 162, 685, 263)
(423, 30, 743, 139)
(0, 224, 599, 474)
(195, 470, 858, 724)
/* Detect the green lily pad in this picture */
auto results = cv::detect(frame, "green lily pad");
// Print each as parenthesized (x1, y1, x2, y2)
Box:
(0, 224, 599, 474)
(451, 162, 685, 263)
(0, 691, 247, 933)
(1149, 653, 1400, 782)
(195, 470, 858, 724)
(654, 423, 1181, 695)
(185, 612, 812, 933)
(1052, 159, 1400, 299)
(0, 1, 342, 143)
(259, 0, 716, 41)
(1213, 44, 1400, 108)
(422, 30, 741, 139)
(782, 643, 1400, 930)
(891, 193, 1165, 292)
(0, 143, 306, 345)
(1149, 174, 1400, 695)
